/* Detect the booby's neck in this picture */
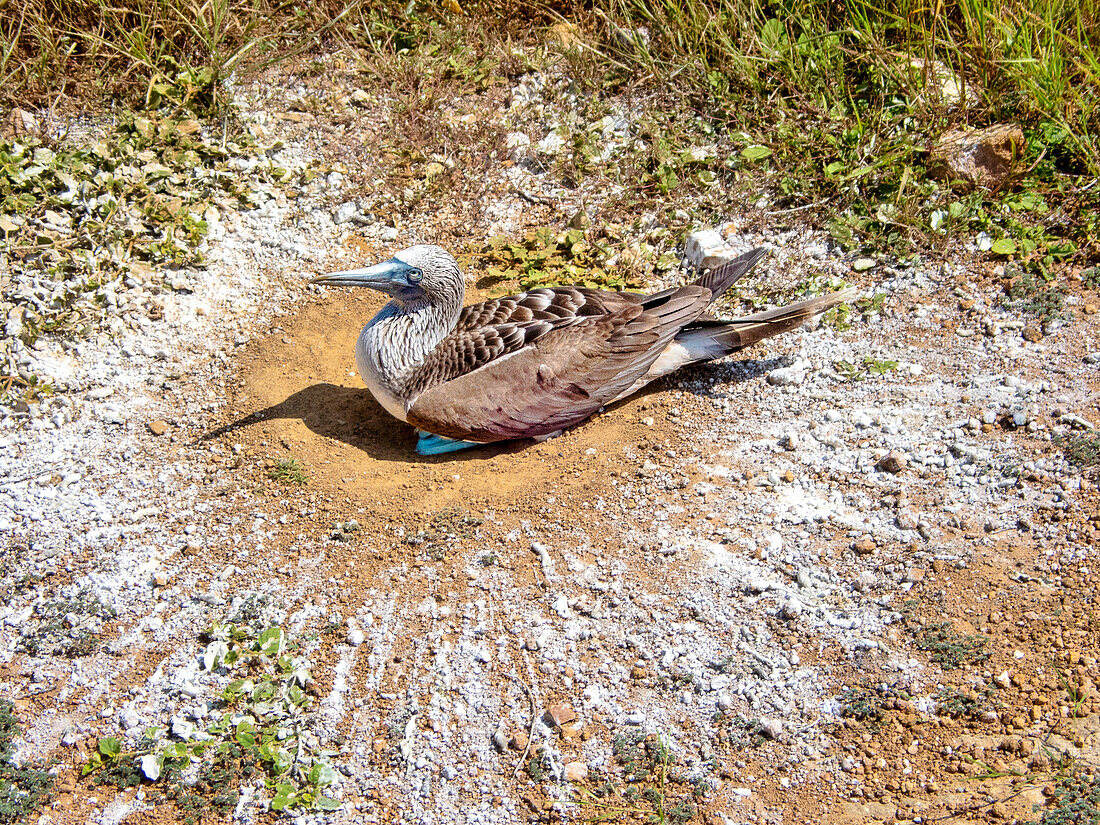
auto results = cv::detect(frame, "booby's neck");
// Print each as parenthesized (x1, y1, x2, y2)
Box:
(355, 296, 461, 421)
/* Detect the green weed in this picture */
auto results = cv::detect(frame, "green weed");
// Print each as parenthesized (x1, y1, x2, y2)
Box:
(1054, 432, 1100, 468)
(475, 227, 646, 293)
(838, 687, 886, 724)
(267, 457, 308, 485)
(568, 732, 699, 825)
(85, 623, 340, 815)
(405, 507, 482, 561)
(934, 686, 1000, 721)
(17, 588, 116, 658)
(1025, 772, 1100, 825)
(915, 622, 990, 670)
(0, 700, 55, 825)
(833, 356, 899, 382)
(1001, 268, 1070, 322)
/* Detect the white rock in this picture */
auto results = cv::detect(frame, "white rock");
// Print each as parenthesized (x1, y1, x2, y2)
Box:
(767, 367, 805, 387)
(759, 718, 784, 739)
(536, 131, 566, 156)
(564, 761, 588, 782)
(684, 229, 740, 270)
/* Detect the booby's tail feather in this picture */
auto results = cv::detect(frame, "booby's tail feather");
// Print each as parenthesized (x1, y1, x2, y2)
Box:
(685, 288, 856, 355)
(692, 247, 768, 304)
(640, 289, 854, 384)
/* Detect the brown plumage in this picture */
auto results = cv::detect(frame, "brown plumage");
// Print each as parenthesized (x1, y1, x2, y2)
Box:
(311, 244, 851, 454)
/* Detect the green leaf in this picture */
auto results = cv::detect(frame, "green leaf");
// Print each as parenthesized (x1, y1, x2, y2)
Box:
(272, 748, 293, 775)
(164, 742, 189, 759)
(991, 238, 1017, 255)
(271, 783, 296, 811)
(760, 18, 786, 51)
(289, 684, 305, 706)
(99, 737, 122, 758)
(741, 145, 772, 161)
(257, 626, 285, 657)
(309, 762, 337, 786)
(316, 796, 342, 811)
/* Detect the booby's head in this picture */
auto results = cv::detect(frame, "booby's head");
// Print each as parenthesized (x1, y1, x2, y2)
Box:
(312, 244, 463, 308)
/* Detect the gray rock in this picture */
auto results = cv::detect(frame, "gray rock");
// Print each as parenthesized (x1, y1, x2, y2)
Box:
(759, 718, 784, 740)
(334, 202, 358, 224)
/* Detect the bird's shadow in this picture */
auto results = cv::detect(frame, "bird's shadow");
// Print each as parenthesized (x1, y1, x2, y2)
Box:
(201, 357, 788, 462)
(202, 383, 525, 464)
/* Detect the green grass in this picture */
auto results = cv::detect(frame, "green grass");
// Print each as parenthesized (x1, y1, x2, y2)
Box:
(583, 0, 1098, 260)
(267, 457, 308, 485)
(2, 1, 1095, 270)
(1, 0, 360, 113)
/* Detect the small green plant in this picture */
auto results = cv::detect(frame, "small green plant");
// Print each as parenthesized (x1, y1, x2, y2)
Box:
(934, 686, 1000, 721)
(1054, 432, 1100, 468)
(1001, 268, 1070, 322)
(1025, 771, 1100, 825)
(833, 356, 899, 382)
(0, 700, 55, 824)
(914, 622, 990, 670)
(17, 588, 116, 658)
(724, 715, 767, 749)
(406, 507, 482, 560)
(85, 623, 340, 814)
(838, 687, 886, 723)
(569, 732, 698, 825)
(268, 457, 308, 484)
(477, 552, 498, 567)
(476, 227, 643, 292)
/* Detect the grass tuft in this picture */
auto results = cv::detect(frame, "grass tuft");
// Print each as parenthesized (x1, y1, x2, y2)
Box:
(267, 457, 308, 485)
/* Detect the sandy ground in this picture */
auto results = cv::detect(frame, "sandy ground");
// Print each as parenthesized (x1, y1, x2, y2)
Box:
(2, 54, 1100, 825)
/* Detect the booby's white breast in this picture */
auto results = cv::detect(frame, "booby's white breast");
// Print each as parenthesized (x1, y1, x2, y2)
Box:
(355, 324, 409, 423)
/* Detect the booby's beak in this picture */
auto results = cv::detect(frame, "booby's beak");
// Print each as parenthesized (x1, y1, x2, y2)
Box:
(311, 258, 424, 299)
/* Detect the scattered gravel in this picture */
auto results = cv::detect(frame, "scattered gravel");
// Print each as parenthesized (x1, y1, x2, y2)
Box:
(2, 52, 1098, 825)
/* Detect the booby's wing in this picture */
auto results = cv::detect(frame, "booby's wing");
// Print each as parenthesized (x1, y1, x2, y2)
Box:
(404, 284, 700, 397)
(406, 286, 711, 441)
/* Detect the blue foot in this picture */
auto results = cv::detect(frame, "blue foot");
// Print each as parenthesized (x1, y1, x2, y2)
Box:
(416, 431, 481, 455)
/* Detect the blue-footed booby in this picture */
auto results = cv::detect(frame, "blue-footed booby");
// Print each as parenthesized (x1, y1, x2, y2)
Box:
(312, 244, 851, 455)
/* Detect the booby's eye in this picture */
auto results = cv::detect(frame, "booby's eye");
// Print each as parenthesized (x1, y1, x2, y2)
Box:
(408, 268, 423, 283)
